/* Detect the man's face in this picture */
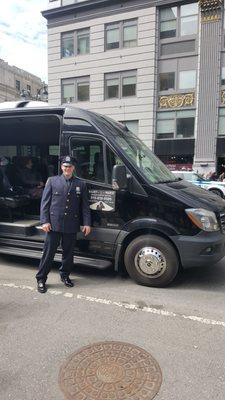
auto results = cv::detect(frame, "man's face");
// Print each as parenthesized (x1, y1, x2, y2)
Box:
(61, 164, 75, 178)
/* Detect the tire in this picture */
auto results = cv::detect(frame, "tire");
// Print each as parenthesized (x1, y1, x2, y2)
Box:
(124, 234, 179, 287)
(209, 189, 223, 198)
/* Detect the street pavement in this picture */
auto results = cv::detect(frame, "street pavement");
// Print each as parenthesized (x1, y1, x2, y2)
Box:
(0, 255, 225, 400)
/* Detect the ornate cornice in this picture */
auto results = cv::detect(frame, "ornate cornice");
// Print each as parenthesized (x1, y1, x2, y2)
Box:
(221, 90, 225, 104)
(199, 0, 223, 22)
(159, 93, 195, 109)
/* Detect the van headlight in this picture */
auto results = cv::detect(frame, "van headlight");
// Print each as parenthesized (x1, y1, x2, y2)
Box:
(185, 208, 219, 231)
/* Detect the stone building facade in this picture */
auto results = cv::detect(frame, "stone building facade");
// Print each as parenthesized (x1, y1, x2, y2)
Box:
(43, 0, 225, 175)
(0, 59, 43, 103)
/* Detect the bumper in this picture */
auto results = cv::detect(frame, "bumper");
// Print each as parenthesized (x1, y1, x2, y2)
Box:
(171, 231, 225, 268)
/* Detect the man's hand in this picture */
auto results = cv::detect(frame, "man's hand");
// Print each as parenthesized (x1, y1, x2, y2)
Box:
(42, 223, 52, 232)
(82, 226, 91, 236)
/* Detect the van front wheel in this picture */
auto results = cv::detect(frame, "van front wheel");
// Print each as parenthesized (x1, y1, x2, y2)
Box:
(124, 235, 179, 287)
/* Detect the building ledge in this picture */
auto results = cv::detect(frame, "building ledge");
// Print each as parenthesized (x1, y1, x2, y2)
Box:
(42, 0, 185, 20)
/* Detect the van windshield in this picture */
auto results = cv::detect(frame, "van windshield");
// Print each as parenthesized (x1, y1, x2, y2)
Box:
(115, 133, 178, 184)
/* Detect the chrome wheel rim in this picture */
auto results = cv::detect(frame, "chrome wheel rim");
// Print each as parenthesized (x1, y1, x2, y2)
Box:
(134, 247, 167, 278)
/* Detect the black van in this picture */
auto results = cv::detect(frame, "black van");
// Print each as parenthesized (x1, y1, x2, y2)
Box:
(0, 101, 225, 287)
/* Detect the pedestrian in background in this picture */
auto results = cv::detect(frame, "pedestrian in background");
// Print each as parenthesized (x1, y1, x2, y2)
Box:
(36, 156, 91, 293)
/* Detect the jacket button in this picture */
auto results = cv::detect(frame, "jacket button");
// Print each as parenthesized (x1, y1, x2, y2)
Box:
(64, 213, 67, 215)
(67, 199, 69, 202)
(68, 193, 70, 196)
(66, 206, 68, 209)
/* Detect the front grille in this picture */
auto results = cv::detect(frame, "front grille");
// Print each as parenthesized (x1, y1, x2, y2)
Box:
(219, 212, 225, 233)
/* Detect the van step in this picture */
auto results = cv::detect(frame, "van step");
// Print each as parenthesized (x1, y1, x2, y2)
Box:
(0, 220, 40, 236)
(0, 246, 112, 270)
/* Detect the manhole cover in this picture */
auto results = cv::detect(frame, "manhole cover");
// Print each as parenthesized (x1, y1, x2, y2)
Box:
(59, 341, 162, 400)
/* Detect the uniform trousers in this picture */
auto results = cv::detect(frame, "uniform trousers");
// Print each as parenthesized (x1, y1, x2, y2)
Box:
(36, 231, 76, 282)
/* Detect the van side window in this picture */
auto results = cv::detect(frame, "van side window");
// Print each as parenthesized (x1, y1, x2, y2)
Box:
(70, 138, 105, 182)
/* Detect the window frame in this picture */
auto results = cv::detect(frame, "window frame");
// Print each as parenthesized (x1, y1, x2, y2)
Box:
(61, 76, 90, 104)
(218, 108, 225, 136)
(105, 19, 138, 51)
(159, 69, 196, 94)
(15, 80, 21, 92)
(159, 72, 176, 92)
(221, 66, 225, 86)
(178, 69, 196, 90)
(159, 3, 199, 41)
(158, 57, 197, 94)
(156, 110, 196, 139)
(61, 28, 90, 58)
(120, 120, 139, 134)
(104, 70, 137, 100)
(69, 134, 114, 185)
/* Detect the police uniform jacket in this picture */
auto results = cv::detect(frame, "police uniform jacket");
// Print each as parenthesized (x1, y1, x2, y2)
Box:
(40, 175, 91, 233)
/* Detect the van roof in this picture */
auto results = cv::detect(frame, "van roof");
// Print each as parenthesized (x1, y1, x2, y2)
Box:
(0, 100, 128, 137)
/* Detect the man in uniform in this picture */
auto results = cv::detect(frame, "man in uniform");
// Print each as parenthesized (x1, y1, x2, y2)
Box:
(36, 156, 91, 293)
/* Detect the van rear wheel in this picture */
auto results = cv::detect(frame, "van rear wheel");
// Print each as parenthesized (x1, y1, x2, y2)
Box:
(124, 235, 179, 287)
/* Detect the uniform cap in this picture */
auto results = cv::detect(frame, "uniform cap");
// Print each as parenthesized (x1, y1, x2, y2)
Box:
(61, 156, 76, 166)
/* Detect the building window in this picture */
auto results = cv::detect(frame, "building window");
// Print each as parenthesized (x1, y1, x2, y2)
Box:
(179, 70, 196, 89)
(77, 29, 90, 54)
(105, 19, 137, 50)
(15, 80, 20, 92)
(61, 29, 90, 58)
(159, 70, 196, 92)
(160, 7, 177, 39)
(77, 80, 89, 101)
(122, 76, 136, 97)
(221, 67, 225, 85)
(123, 20, 137, 48)
(61, 77, 90, 103)
(156, 110, 195, 139)
(27, 84, 31, 92)
(61, 32, 74, 57)
(159, 3, 198, 39)
(218, 108, 225, 135)
(121, 120, 139, 134)
(159, 72, 175, 91)
(224, 2, 225, 28)
(161, 40, 195, 56)
(180, 4, 198, 36)
(106, 23, 119, 50)
(105, 71, 137, 99)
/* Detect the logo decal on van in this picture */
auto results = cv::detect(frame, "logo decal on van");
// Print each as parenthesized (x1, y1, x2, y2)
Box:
(88, 189, 116, 212)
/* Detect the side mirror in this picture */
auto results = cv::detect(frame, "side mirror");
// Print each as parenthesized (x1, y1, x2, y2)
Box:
(112, 164, 128, 191)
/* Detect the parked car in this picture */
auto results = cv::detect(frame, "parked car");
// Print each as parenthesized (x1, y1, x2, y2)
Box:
(172, 170, 225, 198)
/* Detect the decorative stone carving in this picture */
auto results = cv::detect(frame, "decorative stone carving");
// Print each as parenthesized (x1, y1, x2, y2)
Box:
(221, 90, 225, 104)
(159, 93, 195, 109)
(199, 0, 223, 22)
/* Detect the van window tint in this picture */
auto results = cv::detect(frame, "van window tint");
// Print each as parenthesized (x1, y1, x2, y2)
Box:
(114, 134, 177, 184)
(70, 138, 105, 182)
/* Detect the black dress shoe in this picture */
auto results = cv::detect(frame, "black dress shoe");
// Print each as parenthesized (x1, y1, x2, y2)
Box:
(37, 281, 47, 293)
(60, 276, 74, 287)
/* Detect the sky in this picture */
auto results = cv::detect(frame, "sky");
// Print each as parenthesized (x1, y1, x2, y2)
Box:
(0, 0, 49, 82)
